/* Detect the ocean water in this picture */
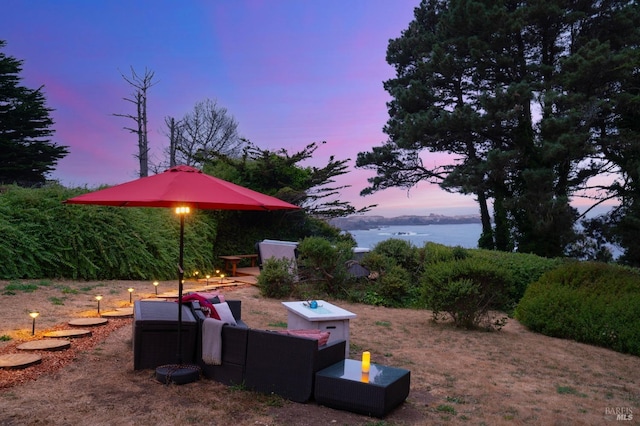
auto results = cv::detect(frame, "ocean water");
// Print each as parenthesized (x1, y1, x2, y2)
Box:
(347, 223, 482, 250)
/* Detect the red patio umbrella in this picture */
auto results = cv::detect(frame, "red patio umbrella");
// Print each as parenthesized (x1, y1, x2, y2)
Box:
(65, 165, 299, 382)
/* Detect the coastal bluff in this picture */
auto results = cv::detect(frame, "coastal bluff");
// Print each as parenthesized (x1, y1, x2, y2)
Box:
(329, 214, 481, 231)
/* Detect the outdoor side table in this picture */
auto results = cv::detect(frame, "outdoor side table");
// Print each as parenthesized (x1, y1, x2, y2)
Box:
(282, 300, 356, 357)
(314, 359, 410, 418)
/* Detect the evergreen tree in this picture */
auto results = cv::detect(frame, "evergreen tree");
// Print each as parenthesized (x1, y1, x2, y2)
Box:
(0, 40, 68, 186)
(357, 0, 638, 258)
(574, 1, 640, 265)
(208, 140, 373, 219)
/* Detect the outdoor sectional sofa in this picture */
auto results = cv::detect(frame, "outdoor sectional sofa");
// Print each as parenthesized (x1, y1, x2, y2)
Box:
(133, 299, 346, 403)
(189, 299, 346, 402)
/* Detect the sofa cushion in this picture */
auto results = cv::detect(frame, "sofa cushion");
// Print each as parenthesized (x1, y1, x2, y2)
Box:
(276, 329, 330, 346)
(212, 302, 237, 326)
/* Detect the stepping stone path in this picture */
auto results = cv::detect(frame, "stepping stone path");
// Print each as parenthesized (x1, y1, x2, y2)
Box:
(0, 353, 42, 369)
(43, 329, 92, 338)
(101, 307, 133, 318)
(68, 317, 108, 326)
(1, 316, 112, 370)
(17, 339, 71, 351)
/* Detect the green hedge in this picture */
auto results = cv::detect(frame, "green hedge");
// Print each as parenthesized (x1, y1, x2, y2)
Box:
(515, 261, 640, 355)
(0, 184, 216, 280)
(471, 249, 565, 307)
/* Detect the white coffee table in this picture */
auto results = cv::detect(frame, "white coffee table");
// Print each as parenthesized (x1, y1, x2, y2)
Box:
(282, 300, 356, 357)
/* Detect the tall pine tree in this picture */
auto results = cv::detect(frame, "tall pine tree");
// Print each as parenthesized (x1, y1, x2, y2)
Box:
(357, 0, 639, 258)
(0, 40, 68, 187)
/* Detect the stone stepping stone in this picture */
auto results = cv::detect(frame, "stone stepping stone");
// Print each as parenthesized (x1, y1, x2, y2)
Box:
(43, 329, 92, 338)
(101, 308, 133, 318)
(68, 317, 108, 327)
(17, 339, 71, 351)
(0, 353, 42, 369)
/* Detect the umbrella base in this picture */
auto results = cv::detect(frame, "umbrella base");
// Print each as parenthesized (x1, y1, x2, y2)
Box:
(155, 363, 201, 385)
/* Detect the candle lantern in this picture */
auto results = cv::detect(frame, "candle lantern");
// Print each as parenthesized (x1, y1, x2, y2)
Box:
(362, 351, 371, 373)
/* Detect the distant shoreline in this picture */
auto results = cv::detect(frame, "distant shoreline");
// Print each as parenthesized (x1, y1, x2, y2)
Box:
(329, 214, 482, 231)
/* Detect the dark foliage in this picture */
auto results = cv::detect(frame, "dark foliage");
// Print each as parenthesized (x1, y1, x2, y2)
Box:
(0, 40, 68, 187)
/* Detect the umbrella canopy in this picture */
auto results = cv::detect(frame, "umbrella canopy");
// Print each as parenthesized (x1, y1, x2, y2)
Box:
(65, 165, 299, 375)
(65, 164, 298, 211)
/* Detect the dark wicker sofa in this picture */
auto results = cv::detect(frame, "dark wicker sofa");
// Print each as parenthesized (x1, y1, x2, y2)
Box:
(133, 298, 346, 402)
(190, 300, 249, 385)
(244, 328, 346, 402)
(133, 300, 199, 370)
(189, 299, 346, 402)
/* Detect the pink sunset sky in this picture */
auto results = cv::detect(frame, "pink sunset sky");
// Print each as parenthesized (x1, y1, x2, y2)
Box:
(3, 1, 487, 217)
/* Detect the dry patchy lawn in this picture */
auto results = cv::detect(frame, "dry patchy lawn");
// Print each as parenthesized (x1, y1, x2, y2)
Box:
(0, 279, 638, 425)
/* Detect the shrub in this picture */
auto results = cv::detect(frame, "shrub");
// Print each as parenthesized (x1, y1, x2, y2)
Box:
(473, 249, 564, 307)
(256, 257, 297, 298)
(421, 257, 513, 329)
(372, 264, 411, 307)
(515, 261, 640, 355)
(296, 237, 353, 295)
(423, 242, 467, 264)
(372, 238, 420, 273)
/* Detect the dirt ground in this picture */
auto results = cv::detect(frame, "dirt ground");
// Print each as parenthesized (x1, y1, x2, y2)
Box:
(0, 279, 638, 425)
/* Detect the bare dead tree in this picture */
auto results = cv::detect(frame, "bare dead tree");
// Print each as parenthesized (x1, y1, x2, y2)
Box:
(165, 116, 179, 168)
(113, 67, 157, 177)
(173, 98, 244, 167)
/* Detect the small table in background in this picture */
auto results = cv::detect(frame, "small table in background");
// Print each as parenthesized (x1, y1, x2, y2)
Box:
(314, 359, 411, 418)
(220, 254, 258, 276)
(236, 254, 258, 266)
(219, 255, 242, 276)
(281, 300, 356, 357)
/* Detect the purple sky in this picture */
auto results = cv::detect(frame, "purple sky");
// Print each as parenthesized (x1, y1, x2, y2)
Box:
(2, 0, 479, 217)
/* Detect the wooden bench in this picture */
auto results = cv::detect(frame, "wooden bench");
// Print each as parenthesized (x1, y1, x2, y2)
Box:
(220, 254, 258, 276)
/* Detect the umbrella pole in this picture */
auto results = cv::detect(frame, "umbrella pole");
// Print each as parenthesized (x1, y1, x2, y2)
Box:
(156, 210, 199, 385)
(177, 213, 185, 365)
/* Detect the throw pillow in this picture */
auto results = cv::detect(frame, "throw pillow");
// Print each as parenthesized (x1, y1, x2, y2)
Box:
(181, 293, 216, 317)
(211, 302, 237, 326)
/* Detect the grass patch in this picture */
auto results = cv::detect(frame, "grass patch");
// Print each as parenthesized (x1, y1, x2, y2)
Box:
(437, 404, 457, 414)
(267, 321, 287, 328)
(350, 342, 364, 353)
(228, 383, 247, 392)
(3, 282, 40, 294)
(375, 320, 392, 327)
(48, 297, 66, 306)
(556, 386, 587, 397)
(260, 393, 284, 407)
(0, 335, 12, 342)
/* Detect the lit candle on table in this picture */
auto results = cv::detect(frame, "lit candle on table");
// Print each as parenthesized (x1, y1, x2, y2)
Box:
(362, 351, 370, 373)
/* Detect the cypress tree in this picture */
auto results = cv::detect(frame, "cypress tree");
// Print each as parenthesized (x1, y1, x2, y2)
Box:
(0, 40, 68, 187)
